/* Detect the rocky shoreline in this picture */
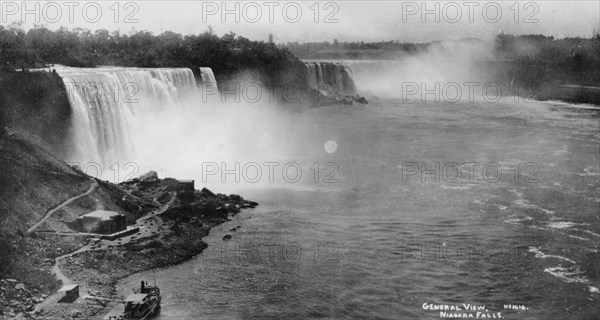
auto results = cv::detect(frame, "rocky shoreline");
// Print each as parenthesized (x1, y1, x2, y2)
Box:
(0, 171, 257, 320)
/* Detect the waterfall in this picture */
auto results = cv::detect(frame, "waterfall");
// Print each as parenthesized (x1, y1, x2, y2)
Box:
(199, 67, 219, 101)
(304, 61, 357, 97)
(199, 67, 218, 90)
(56, 67, 197, 166)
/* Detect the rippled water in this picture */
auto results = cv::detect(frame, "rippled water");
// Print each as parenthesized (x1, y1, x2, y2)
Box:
(118, 99, 599, 319)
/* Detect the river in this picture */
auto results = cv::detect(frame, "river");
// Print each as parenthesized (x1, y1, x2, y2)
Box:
(117, 98, 599, 319)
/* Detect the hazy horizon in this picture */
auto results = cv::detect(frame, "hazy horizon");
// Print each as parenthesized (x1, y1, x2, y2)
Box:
(1, 1, 598, 43)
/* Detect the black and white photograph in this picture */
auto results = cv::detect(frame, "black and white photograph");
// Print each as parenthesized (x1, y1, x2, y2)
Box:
(0, 1, 599, 319)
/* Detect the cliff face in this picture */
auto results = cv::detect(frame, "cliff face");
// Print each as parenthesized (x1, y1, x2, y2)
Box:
(0, 71, 72, 157)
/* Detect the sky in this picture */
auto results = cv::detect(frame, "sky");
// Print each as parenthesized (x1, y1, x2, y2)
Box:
(1, 1, 599, 43)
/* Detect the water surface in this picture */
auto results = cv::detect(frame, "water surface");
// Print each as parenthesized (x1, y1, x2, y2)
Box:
(119, 99, 600, 319)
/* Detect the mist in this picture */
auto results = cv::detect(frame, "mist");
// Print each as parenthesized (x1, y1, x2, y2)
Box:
(349, 39, 498, 101)
(75, 71, 335, 194)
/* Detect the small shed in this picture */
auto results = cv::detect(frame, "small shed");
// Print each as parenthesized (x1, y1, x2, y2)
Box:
(58, 284, 79, 302)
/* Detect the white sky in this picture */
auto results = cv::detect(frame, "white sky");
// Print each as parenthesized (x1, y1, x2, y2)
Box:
(1, 1, 599, 42)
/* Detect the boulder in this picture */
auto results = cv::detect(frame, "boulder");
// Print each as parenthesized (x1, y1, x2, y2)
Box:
(242, 201, 259, 208)
(214, 207, 228, 215)
(138, 171, 158, 181)
(356, 96, 368, 104)
(157, 192, 171, 204)
(131, 190, 144, 198)
(201, 188, 215, 197)
(176, 190, 195, 202)
(229, 194, 244, 202)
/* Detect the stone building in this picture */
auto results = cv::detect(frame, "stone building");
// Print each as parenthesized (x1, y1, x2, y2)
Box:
(72, 210, 126, 234)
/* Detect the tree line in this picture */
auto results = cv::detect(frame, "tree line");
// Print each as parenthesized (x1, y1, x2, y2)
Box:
(0, 23, 306, 86)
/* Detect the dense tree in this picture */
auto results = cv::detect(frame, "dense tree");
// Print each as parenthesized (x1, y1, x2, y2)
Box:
(0, 25, 306, 87)
(0, 23, 28, 69)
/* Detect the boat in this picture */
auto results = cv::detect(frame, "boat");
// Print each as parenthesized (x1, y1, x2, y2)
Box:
(105, 280, 161, 320)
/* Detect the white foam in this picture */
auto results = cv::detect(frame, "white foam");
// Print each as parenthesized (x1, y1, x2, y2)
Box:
(582, 230, 600, 238)
(576, 166, 599, 177)
(528, 247, 576, 264)
(544, 267, 589, 284)
(509, 190, 554, 214)
(561, 233, 591, 241)
(530, 225, 591, 241)
(504, 215, 533, 225)
(543, 100, 600, 110)
(441, 185, 474, 190)
(547, 221, 578, 229)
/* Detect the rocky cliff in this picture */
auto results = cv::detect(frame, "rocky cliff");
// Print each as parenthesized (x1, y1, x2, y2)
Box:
(0, 71, 72, 157)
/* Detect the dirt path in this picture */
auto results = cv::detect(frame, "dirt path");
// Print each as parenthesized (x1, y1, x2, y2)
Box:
(51, 254, 74, 286)
(33, 191, 176, 316)
(34, 251, 90, 314)
(27, 179, 99, 234)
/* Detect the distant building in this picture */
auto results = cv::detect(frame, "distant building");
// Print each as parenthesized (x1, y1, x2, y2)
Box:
(72, 210, 126, 234)
(269, 34, 273, 43)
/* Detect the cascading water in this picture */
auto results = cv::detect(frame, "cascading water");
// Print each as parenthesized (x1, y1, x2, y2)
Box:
(56, 67, 198, 166)
(304, 62, 357, 96)
(199, 67, 220, 101)
(199, 67, 218, 90)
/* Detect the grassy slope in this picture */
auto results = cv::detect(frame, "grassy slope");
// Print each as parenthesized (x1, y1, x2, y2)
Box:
(0, 131, 90, 234)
